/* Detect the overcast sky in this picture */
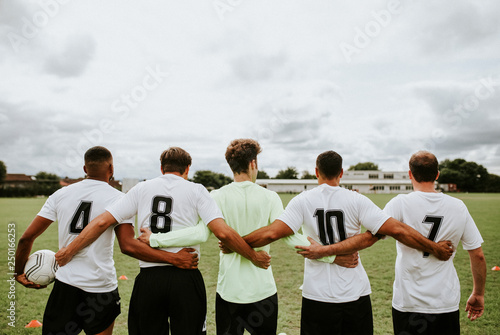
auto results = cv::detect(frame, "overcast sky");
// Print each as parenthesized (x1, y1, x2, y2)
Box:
(1, 0, 499, 180)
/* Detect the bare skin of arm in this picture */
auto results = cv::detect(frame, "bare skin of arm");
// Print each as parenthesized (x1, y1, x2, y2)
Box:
(377, 218, 453, 261)
(207, 218, 271, 269)
(294, 218, 453, 261)
(55, 211, 116, 266)
(241, 220, 361, 268)
(465, 247, 486, 321)
(115, 224, 199, 269)
(14, 216, 53, 289)
(295, 232, 379, 259)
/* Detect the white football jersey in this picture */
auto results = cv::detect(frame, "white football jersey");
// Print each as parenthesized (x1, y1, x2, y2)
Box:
(279, 184, 389, 303)
(384, 191, 483, 313)
(38, 179, 131, 293)
(106, 174, 223, 268)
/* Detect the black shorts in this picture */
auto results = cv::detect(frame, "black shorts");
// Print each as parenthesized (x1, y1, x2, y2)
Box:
(215, 292, 278, 335)
(128, 266, 207, 335)
(392, 307, 460, 335)
(42, 279, 120, 335)
(300, 295, 373, 335)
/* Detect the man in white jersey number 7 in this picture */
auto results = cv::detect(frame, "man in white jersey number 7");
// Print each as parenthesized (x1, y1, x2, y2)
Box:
(15, 146, 197, 335)
(242, 150, 454, 335)
(384, 151, 486, 335)
(56, 146, 270, 335)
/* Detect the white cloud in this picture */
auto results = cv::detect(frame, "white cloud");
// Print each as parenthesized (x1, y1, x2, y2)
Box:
(1, 0, 499, 179)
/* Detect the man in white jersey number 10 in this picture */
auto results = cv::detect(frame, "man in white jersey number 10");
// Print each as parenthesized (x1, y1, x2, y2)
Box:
(55, 146, 270, 335)
(242, 150, 454, 335)
(384, 151, 486, 335)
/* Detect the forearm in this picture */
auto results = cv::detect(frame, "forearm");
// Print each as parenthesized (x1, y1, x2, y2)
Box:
(121, 238, 179, 263)
(14, 237, 34, 275)
(65, 212, 115, 257)
(218, 227, 259, 261)
(469, 248, 486, 295)
(244, 220, 294, 248)
(283, 234, 336, 263)
(321, 231, 378, 256)
(150, 222, 210, 248)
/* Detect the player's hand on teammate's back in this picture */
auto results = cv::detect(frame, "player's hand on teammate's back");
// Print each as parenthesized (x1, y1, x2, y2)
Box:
(55, 247, 72, 267)
(218, 241, 233, 254)
(252, 250, 271, 269)
(333, 253, 359, 268)
(434, 240, 454, 261)
(170, 248, 199, 269)
(295, 237, 327, 259)
(138, 227, 152, 245)
(14, 273, 47, 289)
(465, 293, 484, 321)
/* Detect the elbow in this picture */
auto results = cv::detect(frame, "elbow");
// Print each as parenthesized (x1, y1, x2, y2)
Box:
(215, 230, 230, 242)
(266, 229, 282, 242)
(118, 241, 135, 257)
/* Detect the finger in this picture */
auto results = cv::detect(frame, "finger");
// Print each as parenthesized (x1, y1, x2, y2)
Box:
(183, 248, 196, 253)
(295, 245, 308, 250)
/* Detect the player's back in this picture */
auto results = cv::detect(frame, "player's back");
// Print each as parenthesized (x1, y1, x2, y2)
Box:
(281, 184, 388, 303)
(211, 181, 282, 303)
(384, 191, 483, 313)
(38, 179, 125, 292)
(108, 174, 223, 268)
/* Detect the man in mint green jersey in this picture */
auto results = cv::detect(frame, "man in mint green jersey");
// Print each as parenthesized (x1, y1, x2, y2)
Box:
(138, 139, 343, 335)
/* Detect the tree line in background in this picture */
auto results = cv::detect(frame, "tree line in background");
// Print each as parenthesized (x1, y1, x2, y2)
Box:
(1, 159, 500, 196)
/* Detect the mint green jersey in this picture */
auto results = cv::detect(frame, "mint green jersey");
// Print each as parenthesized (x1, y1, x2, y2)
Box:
(211, 181, 283, 303)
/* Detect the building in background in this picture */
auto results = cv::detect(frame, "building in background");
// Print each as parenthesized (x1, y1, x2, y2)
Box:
(256, 170, 455, 194)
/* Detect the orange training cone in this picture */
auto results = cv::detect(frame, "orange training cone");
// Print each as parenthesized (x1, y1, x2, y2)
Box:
(119, 275, 128, 280)
(25, 320, 42, 328)
(492, 266, 500, 271)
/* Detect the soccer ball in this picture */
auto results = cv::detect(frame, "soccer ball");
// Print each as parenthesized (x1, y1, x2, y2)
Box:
(24, 250, 59, 285)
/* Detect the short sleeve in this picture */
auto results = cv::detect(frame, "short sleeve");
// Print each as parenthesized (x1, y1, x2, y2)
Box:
(357, 194, 390, 235)
(196, 185, 224, 225)
(460, 206, 483, 250)
(278, 195, 304, 233)
(383, 195, 402, 221)
(37, 193, 58, 222)
(269, 192, 284, 223)
(106, 186, 139, 223)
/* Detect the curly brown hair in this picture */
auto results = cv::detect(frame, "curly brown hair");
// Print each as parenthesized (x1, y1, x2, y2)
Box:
(225, 139, 262, 174)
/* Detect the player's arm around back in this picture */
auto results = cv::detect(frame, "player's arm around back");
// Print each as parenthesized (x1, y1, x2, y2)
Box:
(15, 216, 53, 289)
(116, 224, 198, 270)
(208, 218, 271, 269)
(377, 217, 453, 261)
(55, 211, 116, 266)
(466, 246, 486, 321)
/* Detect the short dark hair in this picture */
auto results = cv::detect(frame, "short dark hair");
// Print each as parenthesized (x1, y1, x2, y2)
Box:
(84, 146, 112, 172)
(225, 139, 262, 174)
(160, 147, 192, 174)
(316, 151, 342, 179)
(409, 151, 439, 183)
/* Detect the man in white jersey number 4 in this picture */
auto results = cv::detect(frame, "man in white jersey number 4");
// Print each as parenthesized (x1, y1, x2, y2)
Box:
(384, 151, 486, 335)
(241, 150, 454, 335)
(56, 146, 270, 335)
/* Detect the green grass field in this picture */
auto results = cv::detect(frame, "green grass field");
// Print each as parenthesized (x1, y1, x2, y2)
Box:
(1, 193, 499, 334)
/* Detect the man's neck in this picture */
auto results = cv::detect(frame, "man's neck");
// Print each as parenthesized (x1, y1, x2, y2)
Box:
(412, 181, 437, 193)
(234, 173, 252, 183)
(317, 177, 340, 187)
(86, 175, 109, 183)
